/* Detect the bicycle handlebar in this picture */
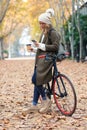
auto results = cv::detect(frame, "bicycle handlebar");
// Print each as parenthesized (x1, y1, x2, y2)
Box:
(38, 52, 69, 61)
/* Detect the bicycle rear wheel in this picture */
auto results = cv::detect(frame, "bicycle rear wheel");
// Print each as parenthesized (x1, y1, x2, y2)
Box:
(53, 74, 77, 116)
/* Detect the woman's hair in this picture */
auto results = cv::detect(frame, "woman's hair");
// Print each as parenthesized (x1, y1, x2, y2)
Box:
(43, 24, 52, 35)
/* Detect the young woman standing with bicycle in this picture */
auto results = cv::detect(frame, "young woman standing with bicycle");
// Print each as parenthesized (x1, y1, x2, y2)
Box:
(27, 8, 61, 114)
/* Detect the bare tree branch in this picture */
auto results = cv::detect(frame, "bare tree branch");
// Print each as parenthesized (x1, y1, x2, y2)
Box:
(0, 0, 10, 23)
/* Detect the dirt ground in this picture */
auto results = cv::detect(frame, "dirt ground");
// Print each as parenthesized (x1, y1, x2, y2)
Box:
(0, 59, 87, 130)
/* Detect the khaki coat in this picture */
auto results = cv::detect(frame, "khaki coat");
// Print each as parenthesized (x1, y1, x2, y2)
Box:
(35, 27, 60, 86)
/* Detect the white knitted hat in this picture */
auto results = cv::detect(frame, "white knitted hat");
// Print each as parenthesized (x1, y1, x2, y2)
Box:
(38, 8, 54, 24)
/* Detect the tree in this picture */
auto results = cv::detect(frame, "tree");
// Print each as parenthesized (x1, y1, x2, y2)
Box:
(76, 0, 83, 61)
(64, 1, 87, 61)
(0, 0, 10, 59)
(70, 0, 75, 60)
(0, 0, 50, 59)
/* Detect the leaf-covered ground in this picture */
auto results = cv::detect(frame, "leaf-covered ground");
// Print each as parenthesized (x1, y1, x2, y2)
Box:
(0, 59, 87, 130)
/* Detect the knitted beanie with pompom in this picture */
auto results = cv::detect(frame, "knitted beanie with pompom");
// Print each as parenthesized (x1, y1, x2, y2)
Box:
(38, 8, 54, 24)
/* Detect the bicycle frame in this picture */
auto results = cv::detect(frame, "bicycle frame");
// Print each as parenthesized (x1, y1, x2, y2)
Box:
(45, 55, 67, 98)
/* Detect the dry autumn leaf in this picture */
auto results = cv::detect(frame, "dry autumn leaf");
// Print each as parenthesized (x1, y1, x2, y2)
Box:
(0, 59, 87, 130)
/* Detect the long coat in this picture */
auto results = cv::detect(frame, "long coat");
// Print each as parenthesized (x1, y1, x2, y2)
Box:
(35, 27, 60, 86)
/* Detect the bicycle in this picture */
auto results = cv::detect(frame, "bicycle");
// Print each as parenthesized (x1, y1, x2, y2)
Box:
(38, 53, 77, 116)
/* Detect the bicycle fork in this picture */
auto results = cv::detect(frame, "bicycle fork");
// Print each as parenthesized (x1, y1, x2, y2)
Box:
(56, 76, 67, 98)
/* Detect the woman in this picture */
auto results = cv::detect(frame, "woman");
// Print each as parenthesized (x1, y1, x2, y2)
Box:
(28, 8, 60, 113)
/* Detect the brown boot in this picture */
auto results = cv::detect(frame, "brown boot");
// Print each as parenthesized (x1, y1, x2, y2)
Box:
(39, 99, 51, 114)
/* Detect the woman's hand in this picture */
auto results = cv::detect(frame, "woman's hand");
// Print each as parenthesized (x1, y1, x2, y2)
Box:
(26, 44, 32, 52)
(35, 42, 39, 47)
(30, 47, 34, 51)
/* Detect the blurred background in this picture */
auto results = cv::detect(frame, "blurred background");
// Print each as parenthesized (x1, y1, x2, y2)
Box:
(0, 0, 87, 62)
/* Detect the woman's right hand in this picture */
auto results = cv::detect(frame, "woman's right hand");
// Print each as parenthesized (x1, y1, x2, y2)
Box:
(35, 42, 39, 47)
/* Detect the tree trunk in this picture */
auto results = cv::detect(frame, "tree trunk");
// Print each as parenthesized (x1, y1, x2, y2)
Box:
(76, 0, 83, 61)
(0, 38, 4, 59)
(68, 22, 72, 55)
(0, 0, 10, 60)
(71, 0, 75, 60)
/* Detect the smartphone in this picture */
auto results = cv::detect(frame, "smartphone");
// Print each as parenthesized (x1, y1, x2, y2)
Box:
(31, 40, 37, 43)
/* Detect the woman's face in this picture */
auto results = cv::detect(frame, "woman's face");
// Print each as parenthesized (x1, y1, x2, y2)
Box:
(39, 21, 46, 30)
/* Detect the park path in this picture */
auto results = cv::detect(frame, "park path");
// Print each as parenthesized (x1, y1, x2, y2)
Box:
(0, 59, 87, 130)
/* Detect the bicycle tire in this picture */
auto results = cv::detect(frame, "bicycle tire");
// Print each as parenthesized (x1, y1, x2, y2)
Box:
(53, 73, 77, 116)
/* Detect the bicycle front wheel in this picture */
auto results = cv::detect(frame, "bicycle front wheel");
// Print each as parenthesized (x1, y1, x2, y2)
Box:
(53, 74, 77, 116)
